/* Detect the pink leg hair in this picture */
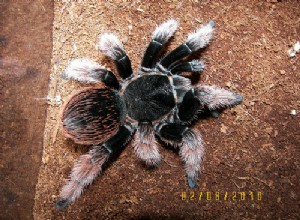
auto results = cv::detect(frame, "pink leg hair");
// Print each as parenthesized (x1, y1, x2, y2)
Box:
(134, 123, 161, 167)
(179, 129, 205, 188)
(56, 146, 109, 209)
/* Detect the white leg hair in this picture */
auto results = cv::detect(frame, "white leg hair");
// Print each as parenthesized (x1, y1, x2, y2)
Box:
(134, 123, 161, 167)
(195, 85, 243, 110)
(152, 19, 179, 44)
(62, 58, 105, 84)
(186, 20, 215, 51)
(98, 33, 125, 60)
(157, 20, 215, 71)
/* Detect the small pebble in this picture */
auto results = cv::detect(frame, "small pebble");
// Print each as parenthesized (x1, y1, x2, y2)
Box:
(290, 109, 297, 116)
(294, 41, 300, 51)
(288, 41, 300, 58)
(279, 70, 285, 75)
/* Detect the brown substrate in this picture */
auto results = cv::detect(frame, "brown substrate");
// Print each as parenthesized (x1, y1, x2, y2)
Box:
(34, 1, 300, 219)
(0, 1, 53, 219)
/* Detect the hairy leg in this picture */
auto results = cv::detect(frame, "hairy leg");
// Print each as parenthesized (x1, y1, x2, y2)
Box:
(141, 19, 179, 70)
(195, 85, 243, 110)
(178, 86, 243, 122)
(157, 20, 215, 72)
(155, 123, 205, 188)
(62, 58, 120, 89)
(56, 124, 135, 210)
(56, 146, 109, 210)
(98, 34, 133, 80)
(134, 122, 161, 167)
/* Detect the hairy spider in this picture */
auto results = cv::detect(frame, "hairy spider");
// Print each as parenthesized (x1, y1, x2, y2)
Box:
(55, 19, 243, 209)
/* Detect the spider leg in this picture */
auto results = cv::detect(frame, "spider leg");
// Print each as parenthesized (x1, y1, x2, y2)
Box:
(157, 20, 215, 72)
(170, 60, 205, 75)
(98, 33, 133, 80)
(134, 121, 161, 167)
(55, 124, 135, 210)
(62, 58, 120, 90)
(155, 123, 204, 188)
(178, 86, 243, 122)
(195, 85, 243, 110)
(141, 19, 179, 70)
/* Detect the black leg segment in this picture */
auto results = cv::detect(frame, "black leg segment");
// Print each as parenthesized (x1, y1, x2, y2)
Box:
(178, 89, 201, 122)
(141, 40, 163, 69)
(115, 55, 133, 80)
(170, 60, 204, 75)
(99, 33, 133, 80)
(158, 20, 215, 72)
(158, 123, 188, 142)
(102, 124, 135, 154)
(141, 19, 179, 70)
(159, 43, 192, 71)
(96, 69, 120, 90)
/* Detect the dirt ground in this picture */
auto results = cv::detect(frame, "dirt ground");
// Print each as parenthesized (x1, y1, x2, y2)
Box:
(0, 1, 53, 219)
(34, 0, 299, 219)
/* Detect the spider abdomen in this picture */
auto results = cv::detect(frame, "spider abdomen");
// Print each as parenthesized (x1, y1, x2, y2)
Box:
(62, 87, 125, 145)
(123, 75, 175, 121)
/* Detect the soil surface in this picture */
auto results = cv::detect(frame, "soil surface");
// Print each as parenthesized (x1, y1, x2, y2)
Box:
(34, 0, 300, 219)
(0, 1, 53, 219)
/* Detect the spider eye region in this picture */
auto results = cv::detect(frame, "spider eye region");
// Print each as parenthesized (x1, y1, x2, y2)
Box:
(123, 75, 175, 121)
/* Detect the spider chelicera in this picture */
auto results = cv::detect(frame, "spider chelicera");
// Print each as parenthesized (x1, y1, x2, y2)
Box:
(55, 19, 243, 209)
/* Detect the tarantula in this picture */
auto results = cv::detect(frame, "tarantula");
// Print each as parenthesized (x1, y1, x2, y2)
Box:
(55, 19, 242, 209)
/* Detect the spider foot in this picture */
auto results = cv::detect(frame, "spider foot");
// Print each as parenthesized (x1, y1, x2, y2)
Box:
(55, 198, 70, 210)
(210, 110, 220, 118)
(208, 20, 216, 28)
(187, 177, 197, 189)
(55, 147, 110, 210)
(186, 20, 215, 51)
(56, 125, 135, 209)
